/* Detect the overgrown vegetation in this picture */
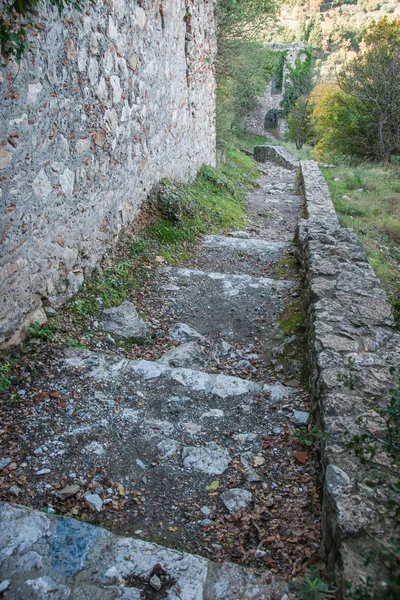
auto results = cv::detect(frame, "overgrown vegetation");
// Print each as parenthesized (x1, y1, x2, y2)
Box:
(287, 18, 400, 162)
(215, 0, 280, 145)
(18, 145, 259, 347)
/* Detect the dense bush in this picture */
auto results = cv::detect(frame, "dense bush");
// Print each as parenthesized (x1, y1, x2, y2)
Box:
(303, 18, 400, 162)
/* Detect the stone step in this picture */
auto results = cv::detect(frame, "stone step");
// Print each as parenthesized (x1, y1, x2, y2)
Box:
(159, 267, 294, 345)
(0, 502, 290, 599)
(202, 235, 288, 254)
(4, 348, 300, 561)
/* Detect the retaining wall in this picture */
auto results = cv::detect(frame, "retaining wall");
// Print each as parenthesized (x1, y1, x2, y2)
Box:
(0, 0, 216, 346)
(256, 146, 400, 596)
(298, 160, 400, 595)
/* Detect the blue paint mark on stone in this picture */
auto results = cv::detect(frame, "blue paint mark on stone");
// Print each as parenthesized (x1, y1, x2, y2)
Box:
(50, 517, 103, 577)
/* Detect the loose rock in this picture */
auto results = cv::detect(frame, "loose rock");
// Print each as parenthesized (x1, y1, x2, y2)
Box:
(84, 493, 103, 512)
(158, 341, 210, 369)
(97, 301, 147, 340)
(221, 488, 252, 514)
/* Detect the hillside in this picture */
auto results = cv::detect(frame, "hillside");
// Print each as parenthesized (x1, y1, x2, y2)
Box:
(264, 0, 400, 77)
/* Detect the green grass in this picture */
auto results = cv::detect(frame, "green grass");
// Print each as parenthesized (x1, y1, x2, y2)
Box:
(18, 143, 260, 346)
(322, 163, 400, 321)
(0, 357, 12, 393)
(146, 145, 258, 263)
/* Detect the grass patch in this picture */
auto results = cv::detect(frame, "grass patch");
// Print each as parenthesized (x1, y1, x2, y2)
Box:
(322, 163, 400, 321)
(0, 357, 12, 393)
(18, 143, 260, 348)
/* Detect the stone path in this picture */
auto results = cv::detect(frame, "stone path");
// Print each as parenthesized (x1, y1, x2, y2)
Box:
(0, 159, 321, 597)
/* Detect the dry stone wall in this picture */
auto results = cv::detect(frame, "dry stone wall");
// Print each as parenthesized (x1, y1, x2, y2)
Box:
(0, 0, 217, 347)
(297, 160, 400, 596)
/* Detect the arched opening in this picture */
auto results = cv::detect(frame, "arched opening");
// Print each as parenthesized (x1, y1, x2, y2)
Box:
(264, 109, 278, 131)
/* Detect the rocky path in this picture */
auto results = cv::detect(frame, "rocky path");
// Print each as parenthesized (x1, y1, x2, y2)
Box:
(0, 159, 322, 598)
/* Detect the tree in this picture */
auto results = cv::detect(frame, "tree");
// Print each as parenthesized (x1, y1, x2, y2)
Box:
(336, 17, 400, 161)
(216, 0, 277, 40)
(280, 47, 314, 117)
(215, 0, 279, 142)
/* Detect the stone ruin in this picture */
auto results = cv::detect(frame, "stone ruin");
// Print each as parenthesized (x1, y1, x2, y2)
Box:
(243, 43, 306, 139)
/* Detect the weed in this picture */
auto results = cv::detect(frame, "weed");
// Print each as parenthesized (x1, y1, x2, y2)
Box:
(27, 321, 54, 341)
(291, 569, 336, 599)
(294, 426, 330, 447)
(0, 358, 12, 393)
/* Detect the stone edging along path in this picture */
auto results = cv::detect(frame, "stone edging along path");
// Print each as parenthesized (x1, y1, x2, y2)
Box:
(255, 147, 400, 595)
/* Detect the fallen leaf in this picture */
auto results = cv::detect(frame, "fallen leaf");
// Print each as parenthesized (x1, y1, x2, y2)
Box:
(295, 451, 308, 465)
(155, 256, 166, 263)
(168, 526, 178, 532)
(253, 456, 265, 467)
(206, 480, 219, 491)
(117, 484, 125, 496)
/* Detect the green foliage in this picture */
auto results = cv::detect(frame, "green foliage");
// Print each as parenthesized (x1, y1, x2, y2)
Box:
(216, 40, 279, 142)
(0, 0, 91, 60)
(280, 48, 314, 118)
(27, 320, 54, 340)
(0, 357, 12, 393)
(291, 569, 336, 599)
(294, 426, 330, 447)
(322, 163, 400, 320)
(313, 18, 400, 162)
(216, 0, 277, 39)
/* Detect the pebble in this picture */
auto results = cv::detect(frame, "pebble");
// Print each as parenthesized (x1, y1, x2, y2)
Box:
(57, 484, 81, 501)
(35, 468, 51, 476)
(290, 410, 310, 427)
(0, 581, 10, 593)
(221, 488, 252, 514)
(84, 493, 103, 512)
(0, 458, 11, 470)
(200, 519, 212, 527)
(255, 549, 267, 558)
(9, 485, 22, 497)
(149, 574, 162, 591)
(200, 506, 211, 516)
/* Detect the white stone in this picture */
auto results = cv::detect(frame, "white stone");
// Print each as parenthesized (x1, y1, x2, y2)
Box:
(221, 488, 252, 514)
(59, 168, 75, 199)
(88, 57, 99, 86)
(27, 82, 43, 104)
(169, 323, 212, 347)
(32, 169, 52, 199)
(98, 301, 147, 340)
(84, 441, 105, 456)
(157, 439, 180, 459)
(84, 493, 103, 512)
(97, 77, 108, 104)
(158, 342, 209, 370)
(35, 468, 51, 476)
(182, 444, 230, 475)
(134, 7, 146, 29)
(75, 138, 91, 155)
(291, 410, 310, 427)
(110, 75, 122, 104)
(201, 409, 224, 419)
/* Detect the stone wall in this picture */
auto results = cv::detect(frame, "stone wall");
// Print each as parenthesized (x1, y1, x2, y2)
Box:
(254, 144, 299, 170)
(297, 161, 400, 596)
(0, 0, 217, 346)
(243, 43, 305, 139)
